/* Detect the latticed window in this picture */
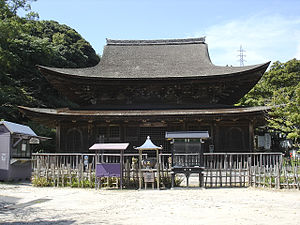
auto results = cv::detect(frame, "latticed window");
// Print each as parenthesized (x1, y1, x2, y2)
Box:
(109, 126, 120, 138)
(66, 129, 82, 152)
(125, 127, 138, 140)
(96, 126, 120, 142)
(98, 126, 107, 136)
(168, 124, 184, 132)
(97, 126, 107, 142)
(187, 124, 210, 133)
(187, 125, 199, 131)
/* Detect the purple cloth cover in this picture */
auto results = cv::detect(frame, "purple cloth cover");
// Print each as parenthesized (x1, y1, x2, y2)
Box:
(96, 163, 121, 177)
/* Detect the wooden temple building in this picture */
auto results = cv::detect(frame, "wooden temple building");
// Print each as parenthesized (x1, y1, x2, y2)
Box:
(19, 37, 270, 153)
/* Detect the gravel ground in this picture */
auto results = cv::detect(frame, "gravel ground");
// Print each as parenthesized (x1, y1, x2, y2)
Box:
(0, 183, 299, 225)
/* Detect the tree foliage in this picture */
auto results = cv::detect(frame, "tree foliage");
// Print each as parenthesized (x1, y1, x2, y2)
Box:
(0, 0, 100, 151)
(238, 59, 300, 146)
(267, 84, 300, 147)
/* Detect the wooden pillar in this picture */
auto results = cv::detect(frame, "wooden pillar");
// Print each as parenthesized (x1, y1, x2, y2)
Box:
(138, 149, 142, 190)
(120, 149, 123, 190)
(249, 120, 254, 152)
(156, 149, 160, 190)
(95, 150, 98, 190)
(214, 123, 220, 152)
(171, 172, 175, 188)
(171, 139, 175, 189)
(56, 122, 61, 152)
(87, 121, 93, 150)
(210, 121, 214, 145)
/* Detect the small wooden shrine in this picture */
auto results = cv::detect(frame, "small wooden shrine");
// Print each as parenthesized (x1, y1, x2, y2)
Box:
(166, 131, 209, 187)
(19, 37, 270, 153)
(135, 136, 162, 190)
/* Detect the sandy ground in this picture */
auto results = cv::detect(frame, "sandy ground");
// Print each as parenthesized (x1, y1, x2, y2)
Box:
(0, 183, 299, 225)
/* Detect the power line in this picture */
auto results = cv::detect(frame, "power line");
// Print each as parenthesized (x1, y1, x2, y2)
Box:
(237, 45, 246, 66)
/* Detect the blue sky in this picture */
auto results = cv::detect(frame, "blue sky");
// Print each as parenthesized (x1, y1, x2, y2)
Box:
(21, 0, 300, 66)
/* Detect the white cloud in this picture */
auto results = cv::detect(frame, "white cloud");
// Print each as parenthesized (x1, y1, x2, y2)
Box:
(193, 14, 300, 66)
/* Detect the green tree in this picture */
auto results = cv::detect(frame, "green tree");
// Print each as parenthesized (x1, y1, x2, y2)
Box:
(0, 0, 100, 151)
(239, 59, 300, 147)
(238, 60, 300, 106)
(267, 85, 300, 147)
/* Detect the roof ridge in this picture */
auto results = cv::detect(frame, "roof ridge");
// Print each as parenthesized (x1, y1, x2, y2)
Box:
(106, 37, 206, 45)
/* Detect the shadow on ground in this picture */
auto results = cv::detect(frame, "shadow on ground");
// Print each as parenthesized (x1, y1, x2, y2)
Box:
(0, 220, 76, 225)
(0, 196, 21, 210)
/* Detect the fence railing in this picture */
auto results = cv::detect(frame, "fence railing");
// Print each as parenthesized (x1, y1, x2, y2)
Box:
(31, 152, 300, 189)
(249, 158, 300, 189)
(32, 153, 147, 171)
(159, 152, 283, 169)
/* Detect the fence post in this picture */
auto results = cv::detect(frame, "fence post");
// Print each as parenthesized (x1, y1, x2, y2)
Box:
(88, 163, 92, 188)
(210, 161, 213, 187)
(125, 159, 130, 187)
(61, 164, 64, 187)
(45, 162, 49, 181)
(50, 163, 55, 186)
(79, 163, 84, 188)
(294, 165, 299, 190)
(263, 166, 266, 187)
(36, 157, 41, 179)
(67, 164, 71, 186)
(56, 165, 60, 187)
(219, 160, 222, 187)
(258, 166, 261, 187)
(229, 155, 232, 187)
(239, 162, 242, 187)
(275, 163, 280, 189)
(247, 156, 252, 187)
(284, 166, 290, 189)
(269, 165, 272, 188)
(225, 155, 228, 186)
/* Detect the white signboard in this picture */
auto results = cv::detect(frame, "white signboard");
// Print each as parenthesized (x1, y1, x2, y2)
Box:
(264, 133, 271, 150)
(1, 153, 6, 161)
(21, 143, 27, 151)
(144, 172, 154, 182)
(258, 136, 265, 148)
(29, 137, 40, 144)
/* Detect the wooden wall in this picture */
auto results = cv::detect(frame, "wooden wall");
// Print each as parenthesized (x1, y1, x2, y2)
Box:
(55, 117, 255, 153)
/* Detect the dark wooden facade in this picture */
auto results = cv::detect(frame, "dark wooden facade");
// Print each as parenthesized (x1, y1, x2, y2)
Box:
(19, 106, 268, 153)
(19, 37, 270, 153)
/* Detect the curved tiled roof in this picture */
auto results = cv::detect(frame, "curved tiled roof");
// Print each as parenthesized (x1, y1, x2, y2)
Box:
(38, 37, 270, 80)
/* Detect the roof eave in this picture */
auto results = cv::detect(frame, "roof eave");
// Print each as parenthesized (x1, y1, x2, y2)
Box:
(18, 105, 271, 117)
(37, 61, 270, 81)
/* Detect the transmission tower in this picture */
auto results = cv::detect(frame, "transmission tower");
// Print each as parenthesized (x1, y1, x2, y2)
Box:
(237, 45, 246, 66)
